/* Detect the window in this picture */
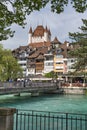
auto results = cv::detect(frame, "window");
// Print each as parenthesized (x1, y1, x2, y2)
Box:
(56, 55, 63, 58)
(45, 62, 53, 66)
(56, 68, 63, 70)
(56, 62, 63, 64)
(20, 57, 26, 61)
(71, 59, 74, 62)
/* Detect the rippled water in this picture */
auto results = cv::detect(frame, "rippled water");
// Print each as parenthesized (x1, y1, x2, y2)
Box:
(0, 94, 87, 114)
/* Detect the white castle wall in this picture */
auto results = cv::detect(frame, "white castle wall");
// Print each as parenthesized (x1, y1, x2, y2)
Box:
(32, 36, 45, 43)
(28, 32, 51, 44)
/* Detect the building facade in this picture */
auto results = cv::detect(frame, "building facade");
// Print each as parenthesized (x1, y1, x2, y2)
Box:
(12, 25, 75, 77)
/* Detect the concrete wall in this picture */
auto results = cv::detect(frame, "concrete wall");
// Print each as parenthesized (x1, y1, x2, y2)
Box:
(0, 108, 16, 130)
(63, 87, 85, 94)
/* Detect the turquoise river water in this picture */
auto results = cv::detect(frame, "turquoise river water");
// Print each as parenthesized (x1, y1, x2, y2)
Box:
(0, 94, 87, 114)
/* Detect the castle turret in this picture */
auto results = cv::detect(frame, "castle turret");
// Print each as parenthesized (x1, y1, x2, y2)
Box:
(48, 28, 51, 41)
(44, 26, 48, 42)
(28, 27, 32, 44)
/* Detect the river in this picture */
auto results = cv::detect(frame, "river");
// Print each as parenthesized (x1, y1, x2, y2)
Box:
(0, 94, 87, 114)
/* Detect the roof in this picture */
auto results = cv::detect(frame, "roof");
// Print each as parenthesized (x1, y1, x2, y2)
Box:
(12, 45, 28, 53)
(59, 42, 76, 58)
(29, 47, 48, 59)
(29, 42, 51, 49)
(29, 25, 51, 36)
(33, 25, 44, 36)
(36, 54, 44, 60)
(29, 27, 32, 33)
(52, 37, 61, 44)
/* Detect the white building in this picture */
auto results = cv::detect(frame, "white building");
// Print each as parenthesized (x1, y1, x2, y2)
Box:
(67, 58, 76, 73)
(44, 53, 54, 74)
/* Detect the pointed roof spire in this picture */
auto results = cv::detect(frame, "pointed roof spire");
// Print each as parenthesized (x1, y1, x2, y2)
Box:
(52, 37, 61, 44)
(29, 27, 32, 33)
(48, 29, 51, 35)
(53, 37, 59, 42)
(45, 25, 48, 32)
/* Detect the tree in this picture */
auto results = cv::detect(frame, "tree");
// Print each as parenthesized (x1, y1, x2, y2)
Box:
(0, 44, 23, 81)
(69, 19, 87, 75)
(45, 71, 58, 79)
(0, 0, 87, 41)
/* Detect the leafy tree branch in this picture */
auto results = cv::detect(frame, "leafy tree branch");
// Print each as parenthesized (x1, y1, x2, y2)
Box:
(0, 0, 87, 41)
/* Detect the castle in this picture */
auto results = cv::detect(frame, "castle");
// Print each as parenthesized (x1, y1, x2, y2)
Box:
(28, 25, 51, 44)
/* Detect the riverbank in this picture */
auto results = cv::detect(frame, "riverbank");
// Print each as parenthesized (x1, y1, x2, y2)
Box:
(61, 82, 87, 95)
(62, 87, 87, 95)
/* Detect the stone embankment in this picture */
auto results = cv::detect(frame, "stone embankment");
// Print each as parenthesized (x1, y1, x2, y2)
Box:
(61, 83, 87, 94)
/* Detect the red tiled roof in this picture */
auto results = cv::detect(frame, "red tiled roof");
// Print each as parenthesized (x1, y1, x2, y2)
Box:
(29, 42, 51, 48)
(36, 54, 44, 60)
(33, 25, 45, 36)
(29, 27, 32, 33)
(29, 25, 51, 37)
(52, 37, 61, 44)
(12, 45, 28, 52)
(29, 47, 48, 59)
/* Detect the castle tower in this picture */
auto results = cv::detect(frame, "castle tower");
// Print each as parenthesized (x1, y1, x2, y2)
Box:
(28, 25, 51, 44)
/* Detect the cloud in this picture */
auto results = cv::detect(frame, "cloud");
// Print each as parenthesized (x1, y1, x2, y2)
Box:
(2, 3, 87, 50)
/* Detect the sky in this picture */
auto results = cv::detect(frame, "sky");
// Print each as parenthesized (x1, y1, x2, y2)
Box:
(1, 3, 87, 50)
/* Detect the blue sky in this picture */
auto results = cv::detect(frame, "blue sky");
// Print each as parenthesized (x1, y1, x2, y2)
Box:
(1, 3, 87, 50)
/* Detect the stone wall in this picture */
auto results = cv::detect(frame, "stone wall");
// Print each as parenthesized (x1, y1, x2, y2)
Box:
(63, 87, 85, 94)
(0, 108, 16, 130)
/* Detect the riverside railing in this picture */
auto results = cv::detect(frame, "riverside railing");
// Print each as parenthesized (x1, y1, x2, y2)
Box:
(14, 109, 87, 130)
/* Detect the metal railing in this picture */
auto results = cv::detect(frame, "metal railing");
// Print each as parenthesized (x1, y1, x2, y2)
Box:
(14, 109, 87, 130)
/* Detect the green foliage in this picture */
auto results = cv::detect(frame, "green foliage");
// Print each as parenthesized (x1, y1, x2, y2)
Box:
(69, 19, 87, 74)
(0, 0, 87, 41)
(45, 71, 58, 78)
(45, 71, 54, 78)
(0, 44, 23, 81)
